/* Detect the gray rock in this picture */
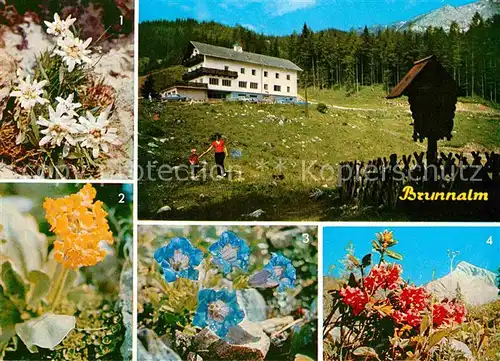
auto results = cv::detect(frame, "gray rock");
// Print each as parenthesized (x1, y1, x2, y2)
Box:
(237, 289, 267, 322)
(192, 321, 270, 361)
(0, 51, 16, 121)
(157, 205, 172, 213)
(260, 316, 294, 334)
(137, 328, 182, 361)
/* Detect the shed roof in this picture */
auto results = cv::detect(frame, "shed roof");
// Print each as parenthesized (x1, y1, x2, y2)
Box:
(190, 41, 303, 72)
(387, 55, 436, 99)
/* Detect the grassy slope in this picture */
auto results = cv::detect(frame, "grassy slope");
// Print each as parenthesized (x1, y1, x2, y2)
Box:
(138, 86, 500, 220)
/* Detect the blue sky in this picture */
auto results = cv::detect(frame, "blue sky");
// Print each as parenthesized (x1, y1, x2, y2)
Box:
(323, 226, 500, 285)
(140, 0, 476, 34)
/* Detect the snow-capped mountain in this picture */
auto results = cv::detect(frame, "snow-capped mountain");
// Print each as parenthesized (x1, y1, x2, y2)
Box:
(426, 261, 499, 306)
(365, 0, 500, 33)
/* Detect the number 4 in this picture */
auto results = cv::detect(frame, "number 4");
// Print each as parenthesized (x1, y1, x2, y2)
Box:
(486, 236, 493, 245)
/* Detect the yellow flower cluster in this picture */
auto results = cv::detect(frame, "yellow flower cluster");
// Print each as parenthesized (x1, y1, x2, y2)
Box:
(43, 184, 114, 269)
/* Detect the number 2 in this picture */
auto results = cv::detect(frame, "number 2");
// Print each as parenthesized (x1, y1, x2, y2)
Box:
(118, 193, 125, 204)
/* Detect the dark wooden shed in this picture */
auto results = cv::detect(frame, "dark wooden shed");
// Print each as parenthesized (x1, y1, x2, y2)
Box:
(388, 55, 458, 164)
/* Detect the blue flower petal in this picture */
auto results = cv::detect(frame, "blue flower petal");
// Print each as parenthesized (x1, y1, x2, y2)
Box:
(263, 253, 296, 292)
(193, 288, 245, 338)
(155, 237, 204, 283)
(209, 231, 251, 275)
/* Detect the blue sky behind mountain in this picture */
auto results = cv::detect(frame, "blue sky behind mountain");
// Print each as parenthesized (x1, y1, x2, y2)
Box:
(323, 226, 500, 285)
(140, 0, 476, 34)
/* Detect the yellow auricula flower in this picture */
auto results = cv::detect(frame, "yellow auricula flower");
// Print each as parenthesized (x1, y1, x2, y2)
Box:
(44, 184, 114, 269)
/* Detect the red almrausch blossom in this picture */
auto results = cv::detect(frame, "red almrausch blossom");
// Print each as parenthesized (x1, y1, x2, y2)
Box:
(364, 263, 402, 293)
(433, 300, 467, 327)
(397, 286, 429, 312)
(340, 286, 369, 316)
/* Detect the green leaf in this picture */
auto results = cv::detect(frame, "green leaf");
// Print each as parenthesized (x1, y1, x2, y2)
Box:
(347, 254, 360, 267)
(429, 328, 453, 349)
(0, 285, 22, 357)
(1, 262, 27, 302)
(15, 313, 76, 352)
(27, 271, 51, 308)
(0, 204, 48, 278)
(372, 240, 381, 251)
(386, 250, 403, 261)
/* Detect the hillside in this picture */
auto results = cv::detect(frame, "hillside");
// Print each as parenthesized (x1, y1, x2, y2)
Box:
(426, 261, 500, 306)
(138, 87, 500, 221)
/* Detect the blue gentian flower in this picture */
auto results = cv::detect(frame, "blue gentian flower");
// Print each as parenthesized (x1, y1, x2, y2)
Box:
(193, 288, 245, 338)
(263, 253, 296, 292)
(209, 231, 250, 274)
(154, 237, 204, 283)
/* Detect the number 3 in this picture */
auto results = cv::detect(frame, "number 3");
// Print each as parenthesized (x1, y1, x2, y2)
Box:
(302, 233, 310, 244)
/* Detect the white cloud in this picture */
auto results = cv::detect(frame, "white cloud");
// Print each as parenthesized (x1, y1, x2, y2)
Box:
(242, 23, 258, 31)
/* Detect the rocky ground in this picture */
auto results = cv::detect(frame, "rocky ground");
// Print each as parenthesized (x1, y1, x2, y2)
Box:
(0, 17, 134, 179)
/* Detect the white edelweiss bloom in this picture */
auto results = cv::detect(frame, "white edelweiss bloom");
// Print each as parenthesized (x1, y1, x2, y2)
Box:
(44, 13, 76, 38)
(78, 107, 120, 158)
(54, 34, 92, 72)
(10, 75, 49, 109)
(55, 93, 81, 117)
(37, 106, 82, 155)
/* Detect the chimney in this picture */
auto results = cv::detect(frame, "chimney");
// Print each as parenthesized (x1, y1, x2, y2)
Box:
(233, 42, 243, 53)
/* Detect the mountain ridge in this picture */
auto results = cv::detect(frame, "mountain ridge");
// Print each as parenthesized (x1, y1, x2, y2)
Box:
(366, 0, 500, 33)
(426, 261, 499, 306)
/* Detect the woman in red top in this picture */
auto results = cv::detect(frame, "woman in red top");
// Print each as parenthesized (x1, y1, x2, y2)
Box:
(200, 133, 228, 177)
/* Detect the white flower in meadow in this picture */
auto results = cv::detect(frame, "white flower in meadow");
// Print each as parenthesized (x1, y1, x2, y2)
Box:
(54, 34, 92, 72)
(10, 75, 49, 109)
(78, 107, 120, 158)
(55, 93, 81, 117)
(44, 13, 76, 38)
(38, 106, 82, 156)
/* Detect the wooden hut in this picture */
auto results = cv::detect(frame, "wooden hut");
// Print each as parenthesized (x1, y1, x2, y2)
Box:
(388, 55, 458, 165)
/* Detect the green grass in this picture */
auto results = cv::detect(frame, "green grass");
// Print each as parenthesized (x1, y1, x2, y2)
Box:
(138, 87, 500, 220)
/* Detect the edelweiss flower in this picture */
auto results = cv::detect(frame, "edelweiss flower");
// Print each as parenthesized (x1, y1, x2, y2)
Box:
(37, 106, 82, 155)
(209, 231, 250, 275)
(193, 289, 245, 338)
(10, 75, 48, 109)
(44, 13, 76, 38)
(154, 237, 204, 283)
(54, 34, 92, 72)
(78, 107, 120, 158)
(43, 184, 114, 269)
(55, 93, 81, 117)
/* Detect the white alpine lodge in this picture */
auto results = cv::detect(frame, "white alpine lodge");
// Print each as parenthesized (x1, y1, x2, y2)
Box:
(163, 41, 302, 102)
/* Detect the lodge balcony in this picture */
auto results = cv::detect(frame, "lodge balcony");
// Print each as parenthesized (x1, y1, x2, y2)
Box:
(183, 67, 239, 81)
(183, 54, 204, 67)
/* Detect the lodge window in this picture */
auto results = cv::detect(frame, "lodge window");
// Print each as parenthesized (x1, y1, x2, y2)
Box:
(250, 82, 258, 89)
(225, 66, 229, 71)
(209, 78, 219, 85)
(222, 79, 231, 87)
(264, 84, 268, 90)
(264, 71, 268, 77)
(240, 68, 245, 74)
(287, 74, 291, 80)
(239, 81, 247, 88)
(274, 85, 281, 91)
(276, 73, 280, 79)
(252, 69, 256, 76)
(287, 86, 290, 93)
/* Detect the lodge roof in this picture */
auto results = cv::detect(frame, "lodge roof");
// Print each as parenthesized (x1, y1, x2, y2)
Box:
(190, 41, 303, 72)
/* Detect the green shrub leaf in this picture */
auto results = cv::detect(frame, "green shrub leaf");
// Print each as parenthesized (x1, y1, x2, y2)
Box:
(15, 313, 76, 352)
(1, 262, 27, 303)
(386, 250, 403, 261)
